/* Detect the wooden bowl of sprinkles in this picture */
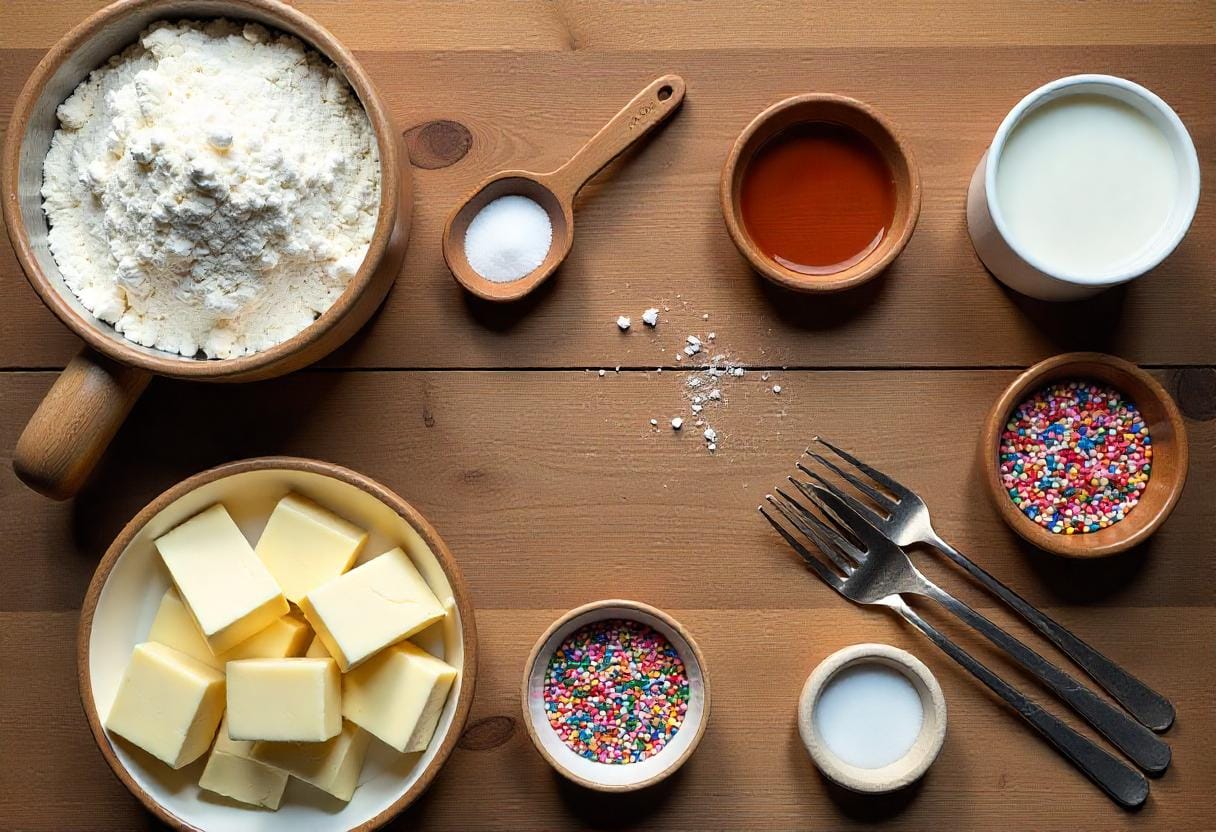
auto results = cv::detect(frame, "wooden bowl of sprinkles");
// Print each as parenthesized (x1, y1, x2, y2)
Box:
(979, 352, 1189, 558)
(521, 600, 710, 792)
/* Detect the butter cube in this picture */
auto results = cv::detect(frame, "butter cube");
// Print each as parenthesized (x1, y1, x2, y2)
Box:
(251, 722, 370, 802)
(148, 588, 221, 669)
(156, 504, 289, 654)
(150, 591, 309, 669)
(300, 548, 445, 672)
(198, 716, 288, 810)
(104, 642, 225, 769)
(343, 641, 457, 752)
(255, 494, 368, 603)
(227, 658, 341, 742)
(223, 615, 311, 662)
(305, 635, 331, 659)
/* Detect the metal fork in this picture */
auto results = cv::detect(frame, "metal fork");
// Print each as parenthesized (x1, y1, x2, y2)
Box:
(760, 490, 1150, 808)
(783, 478, 1169, 773)
(803, 436, 1175, 734)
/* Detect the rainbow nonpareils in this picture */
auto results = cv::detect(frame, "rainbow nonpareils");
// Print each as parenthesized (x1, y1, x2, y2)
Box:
(999, 381, 1151, 535)
(543, 619, 689, 764)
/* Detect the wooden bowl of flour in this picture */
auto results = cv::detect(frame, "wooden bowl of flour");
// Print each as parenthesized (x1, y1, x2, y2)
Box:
(2, 0, 411, 500)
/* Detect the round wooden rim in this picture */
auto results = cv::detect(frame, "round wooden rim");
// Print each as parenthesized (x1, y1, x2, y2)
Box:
(519, 599, 710, 793)
(978, 352, 1190, 558)
(719, 93, 922, 294)
(1, 0, 402, 380)
(76, 457, 479, 832)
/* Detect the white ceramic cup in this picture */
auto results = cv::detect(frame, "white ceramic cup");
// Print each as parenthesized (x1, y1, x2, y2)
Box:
(966, 74, 1200, 301)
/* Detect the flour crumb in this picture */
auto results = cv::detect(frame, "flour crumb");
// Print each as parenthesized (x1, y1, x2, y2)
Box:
(642, 308, 660, 327)
(772, 385, 782, 394)
(598, 369, 606, 377)
(671, 417, 684, 430)
(616, 315, 631, 331)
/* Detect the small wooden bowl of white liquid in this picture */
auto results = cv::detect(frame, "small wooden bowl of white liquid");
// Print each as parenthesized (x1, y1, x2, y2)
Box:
(798, 644, 947, 794)
(967, 74, 1200, 301)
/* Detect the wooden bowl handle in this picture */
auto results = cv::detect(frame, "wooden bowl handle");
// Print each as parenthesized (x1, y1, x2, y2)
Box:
(14, 349, 151, 500)
(550, 74, 686, 201)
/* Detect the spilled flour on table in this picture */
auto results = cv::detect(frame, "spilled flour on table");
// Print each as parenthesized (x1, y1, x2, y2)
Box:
(598, 302, 788, 455)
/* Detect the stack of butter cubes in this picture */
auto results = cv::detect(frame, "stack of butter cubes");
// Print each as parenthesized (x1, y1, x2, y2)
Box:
(103, 494, 459, 811)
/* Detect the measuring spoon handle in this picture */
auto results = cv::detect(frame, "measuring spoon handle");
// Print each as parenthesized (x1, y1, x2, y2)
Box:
(551, 74, 686, 201)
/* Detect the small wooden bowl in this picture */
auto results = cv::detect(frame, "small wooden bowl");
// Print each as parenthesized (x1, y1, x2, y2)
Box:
(521, 600, 709, 792)
(78, 458, 477, 832)
(980, 353, 1189, 558)
(3, 0, 411, 499)
(797, 643, 947, 794)
(720, 94, 921, 293)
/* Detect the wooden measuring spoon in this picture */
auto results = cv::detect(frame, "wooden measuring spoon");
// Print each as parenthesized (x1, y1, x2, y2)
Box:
(443, 74, 686, 302)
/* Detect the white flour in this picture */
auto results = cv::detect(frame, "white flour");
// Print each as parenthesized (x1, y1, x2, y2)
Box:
(600, 306, 787, 455)
(41, 20, 380, 358)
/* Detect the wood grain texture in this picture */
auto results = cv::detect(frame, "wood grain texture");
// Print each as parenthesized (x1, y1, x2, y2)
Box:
(1, 1, 1214, 830)
(1, 12, 1214, 369)
(2, 369, 1214, 828)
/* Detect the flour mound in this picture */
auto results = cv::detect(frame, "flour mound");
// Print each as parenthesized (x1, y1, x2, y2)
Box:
(41, 20, 380, 359)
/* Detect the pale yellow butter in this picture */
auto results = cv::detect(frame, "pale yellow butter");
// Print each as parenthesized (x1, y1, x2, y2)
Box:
(199, 715, 288, 810)
(148, 588, 221, 669)
(299, 547, 445, 672)
(255, 493, 368, 603)
(150, 590, 310, 668)
(104, 642, 225, 769)
(227, 658, 341, 742)
(305, 634, 331, 659)
(223, 615, 311, 662)
(343, 641, 457, 752)
(251, 721, 370, 803)
(155, 504, 288, 654)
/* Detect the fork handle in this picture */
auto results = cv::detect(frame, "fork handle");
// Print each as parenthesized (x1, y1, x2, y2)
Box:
(918, 580, 1170, 774)
(929, 532, 1175, 732)
(894, 601, 1149, 808)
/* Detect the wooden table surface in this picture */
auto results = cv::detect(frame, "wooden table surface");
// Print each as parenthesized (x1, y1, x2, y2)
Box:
(2, 2, 1213, 830)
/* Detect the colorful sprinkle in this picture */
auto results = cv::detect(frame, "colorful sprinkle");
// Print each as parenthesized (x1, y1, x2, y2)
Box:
(543, 619, 689, 764)
(999, 380, 1151, 535)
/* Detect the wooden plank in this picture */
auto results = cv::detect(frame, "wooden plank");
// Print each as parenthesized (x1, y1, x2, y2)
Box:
(3, 369, 1211, 615)
(1, 42, 1213, 369)
(2, 1, 1213, 50)
(2, 609, 1212, 830)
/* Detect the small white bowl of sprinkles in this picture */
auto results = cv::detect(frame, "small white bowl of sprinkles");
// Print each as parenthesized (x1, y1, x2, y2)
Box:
(521, 600, 710, 792)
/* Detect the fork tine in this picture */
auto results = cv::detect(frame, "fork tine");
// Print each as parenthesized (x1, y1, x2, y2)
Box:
(813, 437, 912, 501)
(773, 487, 859, 574)
(803, 452, 897, 512)
(794, 465, 888, 527)
(759, 503, 845, 591)
(805, 481, 893, 552)
(770, 490, 856, 576)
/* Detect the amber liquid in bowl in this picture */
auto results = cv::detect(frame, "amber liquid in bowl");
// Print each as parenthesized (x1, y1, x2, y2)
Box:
(741, 122, 896, 275)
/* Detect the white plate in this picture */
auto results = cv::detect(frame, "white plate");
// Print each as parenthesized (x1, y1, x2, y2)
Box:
(80, 459, 475, 832)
